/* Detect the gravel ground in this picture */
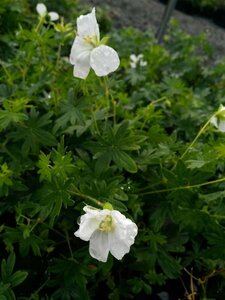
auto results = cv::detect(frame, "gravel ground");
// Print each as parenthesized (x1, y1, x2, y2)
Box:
(82, 0, 225, 62)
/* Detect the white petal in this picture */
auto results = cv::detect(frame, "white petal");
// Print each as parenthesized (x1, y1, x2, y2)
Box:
(140, 60, 147, 67)
(74, 216, 100, 241)
(83, 206, 101, 214)
(70, 36, 92, 79)
(130, 54, 137, 62)
(36, 3, 47, 16)
(89, 231, 110, 262)
(130, 61, 136, 69)
(90, 45, 120, 77)
(77, 8, 100, 41)
(137, 54, 144, 60)
(109, 211, 138, 260)
(218, 121, 225, 132)
(109, 231, 130, 260)
(210, 116, 217, 128)
(49, 11, 59, 21)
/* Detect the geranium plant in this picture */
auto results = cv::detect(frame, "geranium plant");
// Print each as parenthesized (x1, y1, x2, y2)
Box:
(1, 1, 225, 299)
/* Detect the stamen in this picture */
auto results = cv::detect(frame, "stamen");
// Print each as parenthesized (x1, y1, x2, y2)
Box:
(83, 35, 98, 47)
(98, 215, 114, 232)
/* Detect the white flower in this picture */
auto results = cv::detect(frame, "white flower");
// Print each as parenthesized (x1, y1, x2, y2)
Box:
(74, 206, 138, 262)
(130, 54, 147, 69)
(70, 8, 120, 79)
(211, 105, 225, 132)
(36, 3, 59, 21)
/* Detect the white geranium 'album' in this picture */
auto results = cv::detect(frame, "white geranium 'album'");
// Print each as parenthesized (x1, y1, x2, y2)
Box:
(74, 206, 138, 262)
(70, 8, 120, 79)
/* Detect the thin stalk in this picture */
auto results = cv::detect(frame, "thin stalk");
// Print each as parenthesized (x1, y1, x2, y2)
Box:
(28, 278, 49, 300)
(139, 176, 225, 196)
(35, 17, 45, 33)
(173, 110, 220, 170)
(141, 96, 169, 130)
(65, 229, 74, 259)
(0, 63, 13, 85)
(69, 189, 104, 207)
(56, 40, 63, 68)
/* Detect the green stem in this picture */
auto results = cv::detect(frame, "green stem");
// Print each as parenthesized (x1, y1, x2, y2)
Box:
(103, 76, 110, 108)
(139, 176, 225, 196)
(102, 76, 117, 125)
(56, 41, 62, 67)
(173, 110, 219, 170)
(28, 278, 49, 300)
(141, 96, 169, 130)
(68, 189, 104, 207)
(65, 229, 74, 259)
(35, 17, 45, 32)
(0, 63, 13, 85)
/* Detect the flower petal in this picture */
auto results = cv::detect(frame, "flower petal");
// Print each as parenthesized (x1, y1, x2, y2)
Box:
(130, 54, 137, 62)
(217, 121, 225, 132)
(140, 60, 147, 67)
(70, 36, 92, 79)
(74, 206, 109, 241)
(74, 212, 101, 241)
(36, 3, 47, 16)
(89, 231, 110, 262)
(77, 8, 100, 41)
(48, 11, 59, 21)
(109, 211, 138, 260)
(210, 116, 218, 128)
(90, 45, 120, 77)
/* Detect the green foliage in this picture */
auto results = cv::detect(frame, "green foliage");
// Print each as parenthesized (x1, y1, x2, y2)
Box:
(190, 0, 225, 10)
(1, 0, 225, 299)
(0, 253, 28, 299)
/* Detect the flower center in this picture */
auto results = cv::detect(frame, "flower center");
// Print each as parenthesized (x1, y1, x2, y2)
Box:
(98, 215, 114, 232)
(83, 35, 99, 47)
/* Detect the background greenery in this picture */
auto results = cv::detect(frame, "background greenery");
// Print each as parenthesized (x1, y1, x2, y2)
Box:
(1, 0, 225, 299)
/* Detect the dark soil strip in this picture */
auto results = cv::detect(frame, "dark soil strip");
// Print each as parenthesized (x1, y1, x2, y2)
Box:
(82, 0, 225, 62)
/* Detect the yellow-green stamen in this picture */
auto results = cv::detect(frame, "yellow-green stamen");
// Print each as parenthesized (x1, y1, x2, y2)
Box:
(98, 215, 114, 232)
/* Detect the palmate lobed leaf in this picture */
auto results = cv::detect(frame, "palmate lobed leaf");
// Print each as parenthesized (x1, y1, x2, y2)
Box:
(0, 110, 28, 131)
(112, 148, 137, 173)
(8, 110, 57, 155)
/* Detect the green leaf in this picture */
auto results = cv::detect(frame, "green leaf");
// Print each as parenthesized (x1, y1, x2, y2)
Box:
(9, 110, 57, 155)
(112, 150, 137, 173)
(186, 159, 211, 169)
(37, 152, 52, 182)
(94, 151, 112, 174)
(158, 251, 182, 279)
(0, 110, 27, 131)
(6, 253, 15, 277)
(9, 271, 28, 287)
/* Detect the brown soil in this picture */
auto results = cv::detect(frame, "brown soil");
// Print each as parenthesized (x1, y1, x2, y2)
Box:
(81, 0, 225, 62)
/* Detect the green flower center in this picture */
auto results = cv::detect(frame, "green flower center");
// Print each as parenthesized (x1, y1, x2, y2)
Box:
(98, 215, 114, 232)
(83, 35, 99, 47)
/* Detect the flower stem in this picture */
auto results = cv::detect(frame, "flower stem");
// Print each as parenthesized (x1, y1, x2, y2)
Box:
(69, 189, 104, 207)
(28, 278, 49, 300)
(103, 76, 116, 125)
(173, 110, 219, 170)
(139, 176, 225, 196)
(103, 76, 110, 108)
(35, 17, 45, 33)
(141, 96, 169, 130)
(65, 229, 74, 259)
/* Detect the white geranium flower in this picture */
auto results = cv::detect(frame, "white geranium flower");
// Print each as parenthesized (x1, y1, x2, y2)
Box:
(70, 8, 120, 79)
(211, 105, 225, 132)
(74, 206, 138, 262)
(36, 3, 59, 21)
(130, 54, 147, 69)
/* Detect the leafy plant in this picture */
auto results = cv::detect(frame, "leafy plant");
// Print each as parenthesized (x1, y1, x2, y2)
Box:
(1, 0, 225, 299)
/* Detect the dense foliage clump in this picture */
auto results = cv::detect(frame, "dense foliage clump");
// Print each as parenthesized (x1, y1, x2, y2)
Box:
(1, 0, 225, 299)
